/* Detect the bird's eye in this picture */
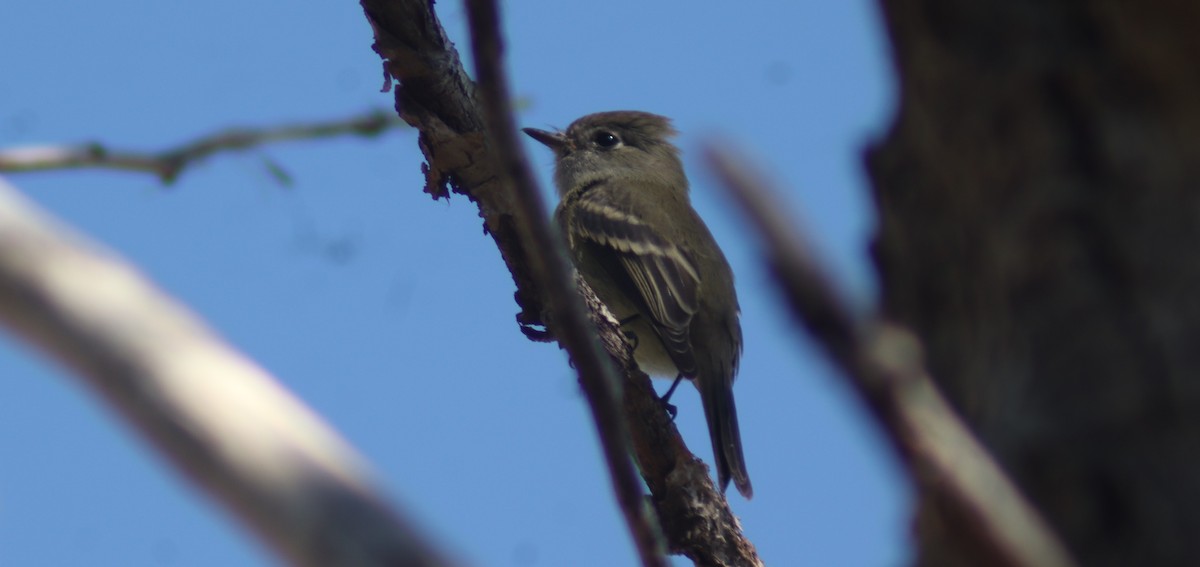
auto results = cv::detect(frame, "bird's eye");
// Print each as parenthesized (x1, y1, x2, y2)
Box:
(592, 131, 621, 148)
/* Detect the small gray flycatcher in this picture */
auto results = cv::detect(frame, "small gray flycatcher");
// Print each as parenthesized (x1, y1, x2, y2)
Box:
(524, 111, 752, 498)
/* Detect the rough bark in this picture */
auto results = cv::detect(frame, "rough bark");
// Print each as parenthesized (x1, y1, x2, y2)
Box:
(359, 1, 760, 564)
(868, 3, 1200, 566)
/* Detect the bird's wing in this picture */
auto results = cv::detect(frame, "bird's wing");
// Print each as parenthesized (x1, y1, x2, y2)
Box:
(572, 191, 701, 374)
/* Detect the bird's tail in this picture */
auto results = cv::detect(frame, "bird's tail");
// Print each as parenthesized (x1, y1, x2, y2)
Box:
(699, 372, 753, 499)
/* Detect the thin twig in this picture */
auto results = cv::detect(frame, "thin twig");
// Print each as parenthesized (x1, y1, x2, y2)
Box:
(0, 178, 457, 567)
(463, 2, 667, 566)
(705, 144, 1079, 567)
(0, 109, 403, 183)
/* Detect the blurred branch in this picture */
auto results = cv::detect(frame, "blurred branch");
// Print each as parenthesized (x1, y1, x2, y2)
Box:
(705, 144, 1078, 567)
(359, 0, 760, 565)
(463, 2, 668, 567)
(0, 177, 457, 567)
(0, 109, 402, 184)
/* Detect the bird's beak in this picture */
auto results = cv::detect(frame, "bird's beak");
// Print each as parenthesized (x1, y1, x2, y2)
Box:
(522, 127, 567, 152)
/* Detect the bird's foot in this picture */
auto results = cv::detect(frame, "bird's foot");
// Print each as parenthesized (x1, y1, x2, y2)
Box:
(659, 374, 685, 421)
(623, 330, 640, 350)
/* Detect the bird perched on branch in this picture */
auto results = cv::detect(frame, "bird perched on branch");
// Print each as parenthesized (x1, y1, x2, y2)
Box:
(524, 111, 751, 498)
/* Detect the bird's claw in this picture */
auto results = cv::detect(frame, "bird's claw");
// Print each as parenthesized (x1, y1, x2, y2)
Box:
(661, 399, 678, 421)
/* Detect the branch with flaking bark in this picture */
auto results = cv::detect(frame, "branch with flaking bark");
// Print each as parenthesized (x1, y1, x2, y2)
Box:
(358, 0, 760, 565)
(0, 109, 402, 184)
(705, 144, 1079, 567)
(0, 178, 456, 567)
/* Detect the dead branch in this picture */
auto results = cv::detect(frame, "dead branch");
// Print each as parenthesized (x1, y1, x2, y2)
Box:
(358, 0, 760, 564)
(0, 177, 457, 567)
(463, 1, 667, 566)
(706, 144, 1078, 567)
(0, 109, 402, 184)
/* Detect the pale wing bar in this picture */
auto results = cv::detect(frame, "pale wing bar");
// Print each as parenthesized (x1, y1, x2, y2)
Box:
(573, 196, 701, 375)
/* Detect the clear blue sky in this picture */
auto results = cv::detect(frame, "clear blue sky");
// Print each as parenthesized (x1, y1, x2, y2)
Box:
(0, 1, 906, 565)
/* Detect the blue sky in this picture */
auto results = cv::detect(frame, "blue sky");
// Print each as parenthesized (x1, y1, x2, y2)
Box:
(0, 1, 906, 565)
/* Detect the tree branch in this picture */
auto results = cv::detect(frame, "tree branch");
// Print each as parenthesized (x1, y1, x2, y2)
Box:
(0, 178, 456, 567)
(463, 2, 667, 566)
(358, 0, 760, 564)
(705, 144, 1078, 567)
(0, 109, 403, 184)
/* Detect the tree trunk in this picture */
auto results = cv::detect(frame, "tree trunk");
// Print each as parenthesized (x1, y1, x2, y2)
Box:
(867, 3, 1200, 566)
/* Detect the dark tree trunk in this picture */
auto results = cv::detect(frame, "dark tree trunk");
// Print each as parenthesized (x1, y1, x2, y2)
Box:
(867, 3, 1200, 566)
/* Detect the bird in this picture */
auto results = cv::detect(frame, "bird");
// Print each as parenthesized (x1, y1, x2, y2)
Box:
(523, 111, 752, 498)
